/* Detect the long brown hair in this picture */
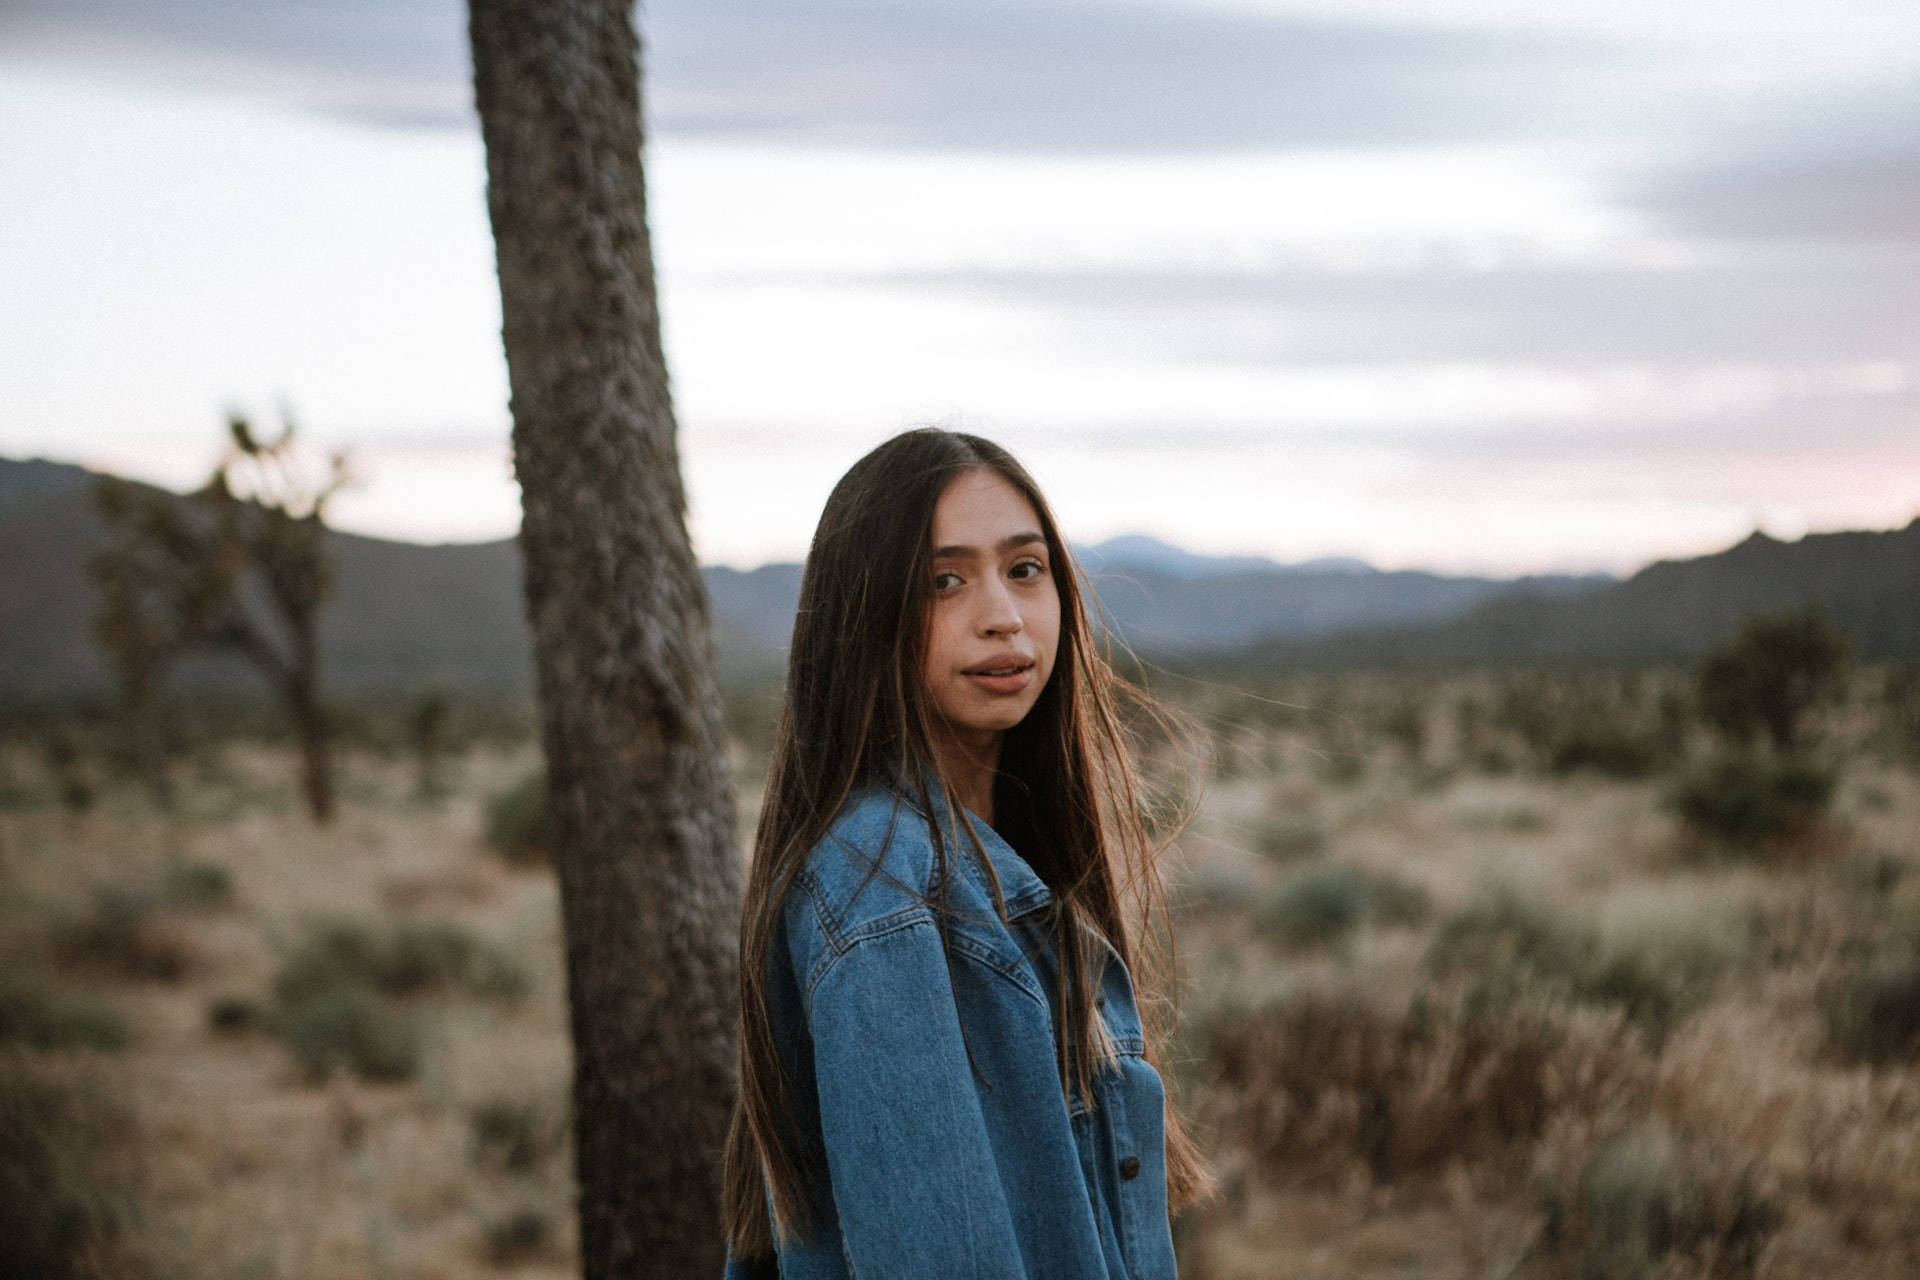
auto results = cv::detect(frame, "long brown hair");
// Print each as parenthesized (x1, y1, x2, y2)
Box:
(721, 428, 1210, 1259)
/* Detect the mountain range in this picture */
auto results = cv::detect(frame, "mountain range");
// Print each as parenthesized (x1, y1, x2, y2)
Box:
(2, 454, 1914, 699)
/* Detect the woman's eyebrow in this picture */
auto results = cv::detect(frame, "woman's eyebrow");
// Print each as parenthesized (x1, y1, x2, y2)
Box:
(931, 531, 1046, 559)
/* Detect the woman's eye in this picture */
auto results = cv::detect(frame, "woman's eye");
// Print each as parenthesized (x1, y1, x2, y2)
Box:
(932, 571, 963, 591)
(1009, 559, 1047, 580)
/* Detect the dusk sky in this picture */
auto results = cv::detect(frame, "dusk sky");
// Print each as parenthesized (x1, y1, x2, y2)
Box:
(3, 0, 1917, 574)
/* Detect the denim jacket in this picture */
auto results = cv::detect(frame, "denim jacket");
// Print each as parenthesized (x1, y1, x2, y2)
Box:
(724, 782, 1178, 1280)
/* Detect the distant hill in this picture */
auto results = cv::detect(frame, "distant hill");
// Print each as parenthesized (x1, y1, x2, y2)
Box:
(4, 452, 1910, 697)
(1251, 521, 1920, 668)
(703, 543, 1607, 671)
(1079, 555, 1606, 655)
(0, 459, 538, 698)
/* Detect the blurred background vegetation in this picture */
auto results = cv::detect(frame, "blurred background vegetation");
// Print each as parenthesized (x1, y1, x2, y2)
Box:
(4, 445, 1920, 1277)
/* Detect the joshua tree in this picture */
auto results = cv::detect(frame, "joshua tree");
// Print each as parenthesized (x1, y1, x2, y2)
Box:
(1697, 608, 1851, 754)
(90, 491, 184, 811)
(411, 691, 451, 800)
(468, 2, 741, 1275)
(90, 411, 349, 822)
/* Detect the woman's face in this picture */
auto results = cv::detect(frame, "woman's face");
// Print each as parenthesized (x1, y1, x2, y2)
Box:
(921, 468, 1062, 754)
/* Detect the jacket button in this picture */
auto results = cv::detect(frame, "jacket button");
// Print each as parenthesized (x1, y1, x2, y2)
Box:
(1119, 1156, 1141, 1181)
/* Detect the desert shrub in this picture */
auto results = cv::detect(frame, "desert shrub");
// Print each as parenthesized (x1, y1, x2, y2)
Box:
(1536, 1124, 1780, 1280)
(0, 981, 128, 1052)
(1491, 673, 1561, 759)
(53, 885, 194, 981)
(274, 916, 527, 1006)
(0, 757, 45, 811)
(379, 920, 528, 1000)
(271, 916, 523, 1081)
(1172, 864, 1258, 917)
(44, 731, 95, 813)
(1697, 609, 1849, 753)
(1257, 863, 1429, 952)
(1198, 985, 1646, 1185)
(0, 1051, 147, 1279)
(1821, 952, 1920, 1065)
(1378, 701, 1426, 759)
(163, 859, 233, 909)
(1425, 890, 1718, 1045)
(484, 767, 549, 865)
(482, 1204, 557, 1266)
(1839, 848, 1910, 898)
(1455, 803, 1546, 833)
(1548, 722, 1661, 779)
(277, 986, 422, 1082)
(1882, 661, 1920, 762)
(1426, 890, 1588, 992)
(1316, 753, 1366, 788)
(470, 1096, 564, 1174)
(206, 994, 264, 1035)
(1250, 812, 1328, 863)
(1473, 745, 1516, 775)
(1668, 753, 1835, 850)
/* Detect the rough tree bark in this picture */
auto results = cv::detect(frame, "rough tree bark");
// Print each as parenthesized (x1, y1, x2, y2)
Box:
(467, 3, 741, 1275)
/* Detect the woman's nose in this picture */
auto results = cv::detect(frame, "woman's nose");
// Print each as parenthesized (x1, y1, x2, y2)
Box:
(979, 581, 1023, 636)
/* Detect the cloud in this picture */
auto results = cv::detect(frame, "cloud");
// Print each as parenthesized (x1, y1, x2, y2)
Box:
(1625, 73, 1920, 242)
(1640, 142, 1920, 243)
(1, 0, 474, 127)
(5, 0, 1647, 150)
(644, 0, 1643, 154)
(786, 247, 1920, 369)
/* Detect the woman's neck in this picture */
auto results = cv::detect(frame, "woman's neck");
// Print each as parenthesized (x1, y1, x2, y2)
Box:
(930, 728, 1002, 825)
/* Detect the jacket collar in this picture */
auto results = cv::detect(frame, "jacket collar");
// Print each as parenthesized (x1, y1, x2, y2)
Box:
(889, 765, 1054, 921)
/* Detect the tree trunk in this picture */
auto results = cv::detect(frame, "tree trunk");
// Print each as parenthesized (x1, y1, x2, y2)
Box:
(467, 3, 741, 1276)
(287, 679, 334, 825)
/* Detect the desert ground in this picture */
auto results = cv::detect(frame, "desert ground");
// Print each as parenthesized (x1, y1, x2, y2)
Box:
(4, 663, 1918, 1278)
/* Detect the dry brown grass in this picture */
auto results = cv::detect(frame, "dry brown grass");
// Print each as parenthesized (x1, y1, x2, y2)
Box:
(1169, 668, 1920, 1280)
(0, 739, 578, 1280)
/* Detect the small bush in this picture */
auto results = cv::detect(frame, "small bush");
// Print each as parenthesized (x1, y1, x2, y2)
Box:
(380, 920, 528, 1000)
(1821, 953, 1920, 1066)
(484, 768, 549, 865)
(53, 885, 194, 981)
(0, 1051, 147, 1279)
(470, 1097, 563, 1174)
(0, 981, 129, 1052)
(1549, 723, 1660, 779)
(1198, 985, 1645, 1184)
(269, 915, 523, 1082)
(1316, 754, 1366, 788)
(1257, 863, 1430, 952)
(275, 917, 527, 1006)
(1537, 1124, 1780, 1280)
(1172, 864, 1258, 917)
(163, 860, 233, 910)
(1668, 754, 1835, 849)
(1426, 890, 1588, 992)
(207, 994, 264, 1035)
(277, 986, 422, 1083)
(1426, 890, 1718, 1045)
(482, 1204, 556, 1266)
(1250, 813, 1328, 863)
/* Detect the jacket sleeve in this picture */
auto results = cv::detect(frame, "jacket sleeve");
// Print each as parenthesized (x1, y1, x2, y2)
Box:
(805, 915, 1029, 1279)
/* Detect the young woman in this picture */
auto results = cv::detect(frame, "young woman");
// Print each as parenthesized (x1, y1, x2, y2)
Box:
(722, 429, 1209, 1278)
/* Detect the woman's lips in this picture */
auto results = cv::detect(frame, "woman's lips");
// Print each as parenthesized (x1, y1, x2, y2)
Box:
(964, 660, 1034, 695)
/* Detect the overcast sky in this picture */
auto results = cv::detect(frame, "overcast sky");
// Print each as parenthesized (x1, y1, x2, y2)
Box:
(3, 0, 1916, 573)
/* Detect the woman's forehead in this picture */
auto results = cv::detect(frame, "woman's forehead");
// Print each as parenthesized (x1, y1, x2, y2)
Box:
(929, 470, 1044, 553)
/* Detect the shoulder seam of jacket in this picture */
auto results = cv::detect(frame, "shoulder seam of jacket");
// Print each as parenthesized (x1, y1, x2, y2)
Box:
(804, 913, 1052, 1016)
